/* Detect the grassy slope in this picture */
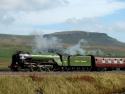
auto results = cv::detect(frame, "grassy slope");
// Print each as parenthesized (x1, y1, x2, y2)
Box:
(0, 46, 31, 68)
(0, 73, 125, 94)
(0, 46, 31, 69)
(0, 34, 32, 68)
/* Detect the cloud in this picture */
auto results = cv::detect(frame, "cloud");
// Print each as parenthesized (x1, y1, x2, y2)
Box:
(0, 0, 68, 25)
(65, 18, 103, 32)
(64, 17, 125, 33)
(11, 0, 125, 25)
(111, 22, 125, 32)
(0, 0, 125, 25)
(0, 11, 15, 25)
(0, 0, 68, 11)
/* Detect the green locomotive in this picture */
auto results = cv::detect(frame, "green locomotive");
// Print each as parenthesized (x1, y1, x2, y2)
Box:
(10, 51, 95, 71)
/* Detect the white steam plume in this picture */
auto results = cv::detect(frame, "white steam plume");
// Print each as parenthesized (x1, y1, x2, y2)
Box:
(64, 39, 88, 55)
(87, 49, 104, 56)
(32, 32, 62, 53)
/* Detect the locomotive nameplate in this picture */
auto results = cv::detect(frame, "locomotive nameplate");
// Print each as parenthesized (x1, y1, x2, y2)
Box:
(75, 60, 87, 63)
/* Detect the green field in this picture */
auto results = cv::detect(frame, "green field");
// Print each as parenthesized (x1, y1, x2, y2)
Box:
(1, 46, 125, 69)
(0, 73, 125, 94)
(0, 46, 31, 69)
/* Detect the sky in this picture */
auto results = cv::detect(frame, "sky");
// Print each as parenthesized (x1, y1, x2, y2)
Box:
(0, 0, 125, 42)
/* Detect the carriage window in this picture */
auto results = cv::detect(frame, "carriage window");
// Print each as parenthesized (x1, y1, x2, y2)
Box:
(108, 59, 112, 63)
(114, 59, 117, 64)
(102, 59, 105, 63)
(119, 59, 123, 64)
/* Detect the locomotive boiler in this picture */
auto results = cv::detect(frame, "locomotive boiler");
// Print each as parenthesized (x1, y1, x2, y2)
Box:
(10, 52, 62, 71)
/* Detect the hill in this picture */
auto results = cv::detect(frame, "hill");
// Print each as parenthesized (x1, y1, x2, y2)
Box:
(0, 31, 125, 62)
(45, 31, 125, 50)
(1, 31, 125, 48)
(0, 34, 32, 47)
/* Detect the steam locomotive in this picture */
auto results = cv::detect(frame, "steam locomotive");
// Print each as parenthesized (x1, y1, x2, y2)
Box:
(9, 51, 125, 71)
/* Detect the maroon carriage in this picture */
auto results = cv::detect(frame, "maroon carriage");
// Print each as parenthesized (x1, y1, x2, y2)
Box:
(95, 57, 125, 69)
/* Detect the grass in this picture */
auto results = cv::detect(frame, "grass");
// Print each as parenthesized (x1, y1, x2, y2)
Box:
(0, 46, 31, 60)
(0, 73, 125, 94)
(0, 46, 31, 69)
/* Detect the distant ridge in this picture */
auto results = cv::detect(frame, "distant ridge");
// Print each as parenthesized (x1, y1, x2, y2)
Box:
(45, 31, 125, 48)
(0, 31, 125, 52)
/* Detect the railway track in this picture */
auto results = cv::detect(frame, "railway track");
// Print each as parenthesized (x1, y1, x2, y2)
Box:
(0, 71, 125, 76)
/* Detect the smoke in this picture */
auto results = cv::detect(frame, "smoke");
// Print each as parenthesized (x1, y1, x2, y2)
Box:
(87, 49, 104, 56)
(64, 39, 88, 55)
(32, 32, 62, 53)
(64, 39, 104, 56)
(31, 32, 104, 56)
